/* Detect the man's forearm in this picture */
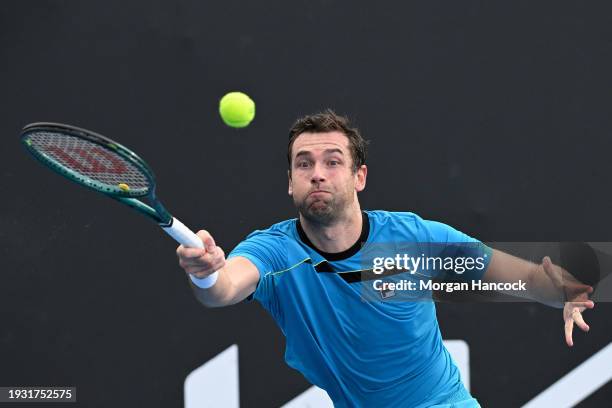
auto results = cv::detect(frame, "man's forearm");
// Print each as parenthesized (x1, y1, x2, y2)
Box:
(188, 256, 260, 307)
(525, 262, 565, 308)
(189, 268, 237, 308)
(486, 249, 564, 307)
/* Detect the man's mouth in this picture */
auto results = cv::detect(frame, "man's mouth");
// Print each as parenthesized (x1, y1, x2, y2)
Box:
(309, 190, 330, 197)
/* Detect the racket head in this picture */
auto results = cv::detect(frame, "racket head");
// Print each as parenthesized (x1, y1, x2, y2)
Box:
(21, 122, 155, 198)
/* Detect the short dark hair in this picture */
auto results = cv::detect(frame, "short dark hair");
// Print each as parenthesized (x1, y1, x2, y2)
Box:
(287, 109, 368, 173)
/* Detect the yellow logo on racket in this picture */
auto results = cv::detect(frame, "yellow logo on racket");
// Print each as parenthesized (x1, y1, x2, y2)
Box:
(118, 183, 130, 192)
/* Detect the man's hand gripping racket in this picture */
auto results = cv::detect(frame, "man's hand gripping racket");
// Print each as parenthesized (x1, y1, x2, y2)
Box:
(21, 122, 221, 288)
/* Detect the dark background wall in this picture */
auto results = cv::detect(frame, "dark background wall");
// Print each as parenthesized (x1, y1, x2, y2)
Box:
(1, 1, 610, 406)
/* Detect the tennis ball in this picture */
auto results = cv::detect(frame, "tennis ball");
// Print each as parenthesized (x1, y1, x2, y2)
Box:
(219, 92, 255, 128)
(118, 183, 130, 192)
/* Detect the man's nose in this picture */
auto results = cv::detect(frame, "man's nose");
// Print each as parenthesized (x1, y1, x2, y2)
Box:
(310, 163, 326, 183)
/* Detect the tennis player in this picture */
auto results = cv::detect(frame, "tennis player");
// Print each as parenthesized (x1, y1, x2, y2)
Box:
(177, 111, 594, 407)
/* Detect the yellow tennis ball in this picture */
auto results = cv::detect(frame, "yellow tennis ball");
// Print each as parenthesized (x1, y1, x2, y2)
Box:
(219, 92, 255, 128)
(118, 183, 130, 192)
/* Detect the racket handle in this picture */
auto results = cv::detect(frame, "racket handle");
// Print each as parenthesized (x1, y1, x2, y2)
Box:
(162, 217, 204, 248)
(162, 217, 219, 289)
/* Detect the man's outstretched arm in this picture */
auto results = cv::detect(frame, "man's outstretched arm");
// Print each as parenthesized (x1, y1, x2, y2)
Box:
(176, 230, 260, 308)
(484, 249, 595, 346)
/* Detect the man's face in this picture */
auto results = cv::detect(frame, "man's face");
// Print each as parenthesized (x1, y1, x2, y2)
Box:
(288, 131, 367, 224)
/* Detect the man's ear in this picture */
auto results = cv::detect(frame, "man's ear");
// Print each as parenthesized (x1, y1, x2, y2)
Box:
(355, 165, 367, 192)
(288, 169, 293, 195)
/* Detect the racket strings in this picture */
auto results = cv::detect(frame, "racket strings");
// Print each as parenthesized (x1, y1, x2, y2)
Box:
(27, 131, 150, 192)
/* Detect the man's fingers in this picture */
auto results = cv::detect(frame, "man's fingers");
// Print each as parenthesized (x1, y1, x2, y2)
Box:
(177, 246, 207, 259)
(572, 309, 590, 332)
(178, 243, 225, 276)
(565, 282, 594, 299)
(214, 246, 225, 261)
(179, 257, 208, 270)
(565, 318, 574, 347)
(185, 265, 210, 276)
(569, 300, 595, 310)
(200, 247, 225, 270)
(178, 246, 223, 261)
(185, 257, 225, 277)
(176, 230, 224, 279)
(196, 230, 217, 253)
(180, 248, 223, 266)
(203, 236, 216, 253)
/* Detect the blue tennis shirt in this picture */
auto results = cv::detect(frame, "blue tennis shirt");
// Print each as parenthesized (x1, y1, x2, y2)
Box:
(228, 210, 490, 407)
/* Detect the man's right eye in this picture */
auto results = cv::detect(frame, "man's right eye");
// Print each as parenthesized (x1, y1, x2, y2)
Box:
(297, 161, 310, 168)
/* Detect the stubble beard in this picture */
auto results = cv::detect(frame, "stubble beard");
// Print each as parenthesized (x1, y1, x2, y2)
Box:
(295, 190, 352, 226)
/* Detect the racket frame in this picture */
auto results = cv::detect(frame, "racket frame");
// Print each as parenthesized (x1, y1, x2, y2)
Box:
(21, 122, 173, 226)
(21, 122, 219, 287)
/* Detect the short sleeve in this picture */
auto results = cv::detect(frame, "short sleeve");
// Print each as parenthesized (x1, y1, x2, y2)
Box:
(227, 229, 288, 312)
(420, 219, 492, 282)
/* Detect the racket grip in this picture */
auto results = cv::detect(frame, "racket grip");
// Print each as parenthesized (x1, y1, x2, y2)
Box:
(162, 217, 204, 248)
(162, 217, 219, 289)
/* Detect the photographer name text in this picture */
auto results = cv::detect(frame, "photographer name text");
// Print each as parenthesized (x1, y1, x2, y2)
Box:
(372, 279, 527, 292)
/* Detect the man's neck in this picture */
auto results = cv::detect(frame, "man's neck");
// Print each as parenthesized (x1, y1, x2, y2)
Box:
(298, 205, 363, 254)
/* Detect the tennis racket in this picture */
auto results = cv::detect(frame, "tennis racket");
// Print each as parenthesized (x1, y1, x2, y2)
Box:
(21, 122, 218, 286)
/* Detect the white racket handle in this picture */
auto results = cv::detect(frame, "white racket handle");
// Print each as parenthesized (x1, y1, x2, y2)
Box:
(162, 217, 219, 289)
